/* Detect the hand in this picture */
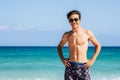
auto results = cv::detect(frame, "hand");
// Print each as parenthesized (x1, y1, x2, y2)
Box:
(62, 58, 71, 67)
(84, 59, 94, 69)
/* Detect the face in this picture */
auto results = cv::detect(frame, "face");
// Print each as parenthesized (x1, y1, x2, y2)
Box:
(68, 14, 81, 29)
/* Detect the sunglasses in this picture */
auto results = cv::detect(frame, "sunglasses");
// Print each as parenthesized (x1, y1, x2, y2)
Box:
(69, 18, 79, 23)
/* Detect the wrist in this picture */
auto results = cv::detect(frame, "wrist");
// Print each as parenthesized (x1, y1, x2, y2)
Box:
(91, 58, 95, 62)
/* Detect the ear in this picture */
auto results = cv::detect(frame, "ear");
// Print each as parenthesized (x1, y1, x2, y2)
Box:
(79, 19, 81, 23)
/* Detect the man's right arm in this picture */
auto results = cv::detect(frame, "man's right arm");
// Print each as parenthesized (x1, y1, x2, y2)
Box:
(57, 33, 71, 67)
(57, 40, 65, 62)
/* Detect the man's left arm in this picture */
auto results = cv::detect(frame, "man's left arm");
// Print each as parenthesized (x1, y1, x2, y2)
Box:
(85, 30, 101, 68)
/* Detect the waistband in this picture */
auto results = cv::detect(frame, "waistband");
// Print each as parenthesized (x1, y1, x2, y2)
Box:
(70, 62, 86, 65)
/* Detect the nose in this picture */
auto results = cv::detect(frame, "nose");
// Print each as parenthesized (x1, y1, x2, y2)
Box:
(72, 20, 76, 23)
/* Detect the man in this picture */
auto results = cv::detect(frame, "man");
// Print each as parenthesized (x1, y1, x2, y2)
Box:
(57, 10, 101, 80)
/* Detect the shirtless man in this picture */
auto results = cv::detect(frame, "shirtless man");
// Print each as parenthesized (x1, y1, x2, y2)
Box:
(57, 10, 101, 80)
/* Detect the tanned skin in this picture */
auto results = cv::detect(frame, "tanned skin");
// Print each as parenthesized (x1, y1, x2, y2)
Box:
(57, 14, 101, 69)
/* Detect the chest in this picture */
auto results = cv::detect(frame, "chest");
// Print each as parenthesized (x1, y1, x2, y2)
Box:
(68, 32, 89, 45)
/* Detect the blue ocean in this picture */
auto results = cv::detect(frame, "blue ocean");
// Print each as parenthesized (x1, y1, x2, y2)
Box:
(0, 46, 120, 80)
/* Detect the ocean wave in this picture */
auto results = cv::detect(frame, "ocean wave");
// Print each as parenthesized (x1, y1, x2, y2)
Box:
(0, 77, 47, 80)
(0, 77, 120, 80)
(93, 77, 120, 80)
(113, 77, 120, 80)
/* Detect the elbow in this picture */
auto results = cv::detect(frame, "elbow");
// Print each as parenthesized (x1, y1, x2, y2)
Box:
(57, 45, 62, 51)
(96, 42, 101, 50)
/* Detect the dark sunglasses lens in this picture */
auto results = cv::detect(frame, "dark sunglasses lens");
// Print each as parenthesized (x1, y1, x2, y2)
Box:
(69, 19, 73, 22)
(74, 18, 78, 22)
(69, 18, 78, 22)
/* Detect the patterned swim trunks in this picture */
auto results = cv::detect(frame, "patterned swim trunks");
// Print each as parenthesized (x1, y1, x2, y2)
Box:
(64, 62, 91, 80)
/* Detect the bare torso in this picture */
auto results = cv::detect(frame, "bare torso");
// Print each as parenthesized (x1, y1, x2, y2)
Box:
(57, 13, 101, 68)
(67, 29, 89, 63)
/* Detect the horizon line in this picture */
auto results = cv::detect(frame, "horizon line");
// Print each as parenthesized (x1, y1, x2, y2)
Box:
(0, 46, 120, 47)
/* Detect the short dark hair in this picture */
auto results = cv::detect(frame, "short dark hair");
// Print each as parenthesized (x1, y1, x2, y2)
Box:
(67, 10, 81, 20)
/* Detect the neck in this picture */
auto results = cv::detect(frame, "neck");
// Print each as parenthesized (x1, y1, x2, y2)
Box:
(72, 26, 81, 32)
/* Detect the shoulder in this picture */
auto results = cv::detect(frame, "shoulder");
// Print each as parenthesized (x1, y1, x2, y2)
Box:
(85, 29, 94, 35)
(84, 29, 95, 39)
(63, 31, 71, 36)
(62, 31, 71, 39)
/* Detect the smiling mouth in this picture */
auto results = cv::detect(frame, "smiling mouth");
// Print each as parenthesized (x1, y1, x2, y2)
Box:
(72, 23, 77, 26)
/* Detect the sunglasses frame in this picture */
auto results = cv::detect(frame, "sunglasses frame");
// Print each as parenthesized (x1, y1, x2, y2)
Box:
(69, 18, 79, 23)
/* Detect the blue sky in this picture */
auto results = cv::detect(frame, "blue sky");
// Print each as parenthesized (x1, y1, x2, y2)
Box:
(0, 0, 120, 46)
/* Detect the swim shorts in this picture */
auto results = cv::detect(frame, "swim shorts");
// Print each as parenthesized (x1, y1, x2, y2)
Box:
(64, 62, 91, 80)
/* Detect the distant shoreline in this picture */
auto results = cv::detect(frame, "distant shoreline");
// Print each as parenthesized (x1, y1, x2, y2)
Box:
(0, 46, 120, 48)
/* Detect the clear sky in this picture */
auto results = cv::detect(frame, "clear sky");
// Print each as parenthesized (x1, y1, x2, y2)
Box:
(0, 0, 120, 46)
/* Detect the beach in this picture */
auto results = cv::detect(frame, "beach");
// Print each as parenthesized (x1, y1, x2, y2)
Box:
(0, 46, 120, 80)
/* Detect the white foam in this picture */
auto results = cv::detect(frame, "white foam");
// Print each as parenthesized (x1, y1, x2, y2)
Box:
(93, 77, 120, 80)
(0, 77, 46, 80)
(1, 76, 120, 80)
(113, 77, 120, 80)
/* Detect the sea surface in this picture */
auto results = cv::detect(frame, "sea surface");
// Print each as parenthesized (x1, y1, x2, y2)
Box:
(0, 46, 120, 80)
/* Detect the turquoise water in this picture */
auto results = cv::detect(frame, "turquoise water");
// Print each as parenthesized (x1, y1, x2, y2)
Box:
(0, 46, 120, 80)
